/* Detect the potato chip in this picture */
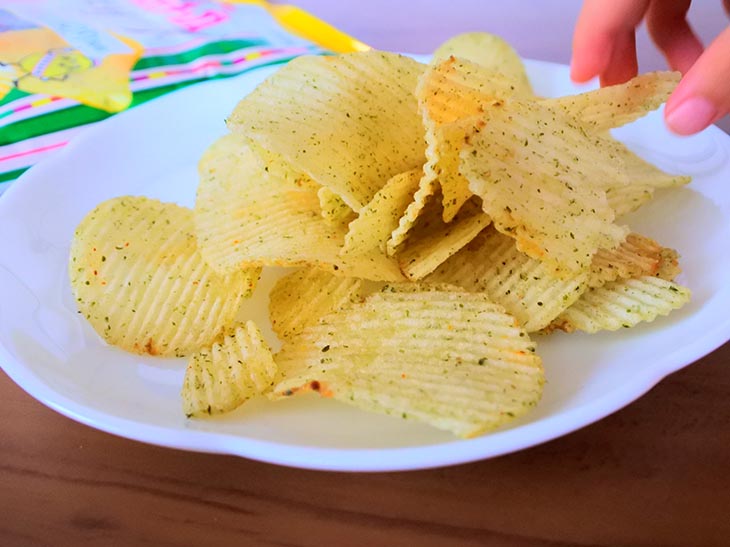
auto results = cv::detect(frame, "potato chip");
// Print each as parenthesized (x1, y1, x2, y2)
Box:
(550, 276, 690, 333)
(414, 57, 526, 222)
(459, 99, 628, 276)
(227, 51, 426, 211)
(606, 140, 691, 216)
(431, 32, 533, 97)
(272, 285, 544, 438)
(181, 321, 277, 417)
(385, 172, 439, 255)
(417, 56, 527, 125)
(608, 185, 688, 219)
(334, 251, 406, 281)
(426, 121, 474, 222)
(436, 134, 474, 222)
(69, 196, 258, 357)
(427, 228, 588, 331)
(618, 142, 690, 189)
(545, 71, 680, 132)
(341, 168, 421, 256)
(606, 186, 654, 218)
(655, 247, 681, 281)
(397, 199, 490, 280)
(195, 133, 322, 270)
(589, 233, 663, 288)
(195, 134, 404, 281)
(598, 135, 690, 189)
(318, 187, 355, 228)
(269, 268, 362, 341)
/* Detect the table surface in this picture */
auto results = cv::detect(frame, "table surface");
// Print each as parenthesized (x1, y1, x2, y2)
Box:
(2, 2, 730, 546)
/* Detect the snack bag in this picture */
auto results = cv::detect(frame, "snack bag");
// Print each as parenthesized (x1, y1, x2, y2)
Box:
(0, 0, 366, 193)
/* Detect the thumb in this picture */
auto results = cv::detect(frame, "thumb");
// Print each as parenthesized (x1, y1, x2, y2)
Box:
(665, 25, 730, 135)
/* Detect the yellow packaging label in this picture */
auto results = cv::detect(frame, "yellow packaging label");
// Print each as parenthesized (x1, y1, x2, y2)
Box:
(0, 3, 142, 112)
(0, 26, 142, 112)
(229, 1, 370, 53)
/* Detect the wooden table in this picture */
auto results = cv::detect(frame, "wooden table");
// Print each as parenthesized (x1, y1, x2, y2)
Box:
(3, 346, 729, 546)
(2, 2, 729, 546)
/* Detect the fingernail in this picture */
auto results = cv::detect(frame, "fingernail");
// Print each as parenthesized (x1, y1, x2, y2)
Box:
(665, 96, 718, 135)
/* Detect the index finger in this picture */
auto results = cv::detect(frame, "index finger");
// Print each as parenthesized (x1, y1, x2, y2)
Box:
(571, 0, 650, 83)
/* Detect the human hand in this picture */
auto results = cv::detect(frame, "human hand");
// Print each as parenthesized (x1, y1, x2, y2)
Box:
(571, 0, 730, 135)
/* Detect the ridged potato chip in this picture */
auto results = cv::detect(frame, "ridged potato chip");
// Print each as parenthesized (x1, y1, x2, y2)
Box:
(69, 196, 258, 357)
(273, 286, 544, 438)
(607, 140, 691, 216)
(589, 233, 663, 288)
(424, 121, 473, 222)
(385, 172, 438, 255)
(459, 99, 628, 276)
(269, 268, 362, 341)
(342, 168, 421, 256)
(195, 133, 322, 270)
(397, 199, 490, 280)
(416, 57, 523, 221)
(550, 276, 690, 333)
(418, 56, 527, 125)
(227, 51, 426, 211)
(427, 228, 588, 331)
(656, 247, 681, 281)
(545, 71, 680, 132)
(607, 186, 655, 218)
(195, 134, 404, 281)
(431, 32, 533, 97)
(182, 321, 277, 417)
(318, 187, 355, 228)
(614, 140, 690, 189)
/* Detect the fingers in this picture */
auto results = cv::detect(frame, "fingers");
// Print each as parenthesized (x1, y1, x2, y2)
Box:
(647, 0, 704, 74)
(571, 0, 729, 135)
(571, 0, 649, 83)
(600, 31, 638, 86)
(665, 25, 730, 134)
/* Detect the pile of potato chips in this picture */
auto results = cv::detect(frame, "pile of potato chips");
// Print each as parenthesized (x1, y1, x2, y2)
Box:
(69, 33, 691, 439)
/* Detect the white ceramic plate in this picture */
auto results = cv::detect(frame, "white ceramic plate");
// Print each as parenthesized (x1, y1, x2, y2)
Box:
(2, 59, 730, 472)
